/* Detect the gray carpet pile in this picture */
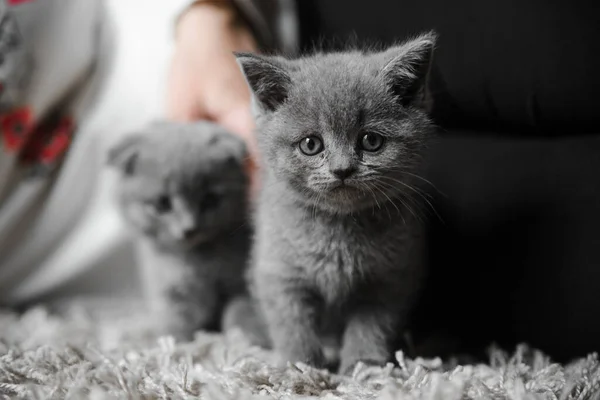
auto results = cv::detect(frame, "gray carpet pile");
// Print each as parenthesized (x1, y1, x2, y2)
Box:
(0, 298, 599, 400)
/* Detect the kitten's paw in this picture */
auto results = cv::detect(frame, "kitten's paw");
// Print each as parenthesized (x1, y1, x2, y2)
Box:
(156, 319, 196, 342)
(280, 346, 326, 369)
(151, 308, 199, 342)
(222, 296, 271, 348)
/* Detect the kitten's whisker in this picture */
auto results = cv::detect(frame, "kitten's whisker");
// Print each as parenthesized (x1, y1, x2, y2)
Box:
(383, 199, 393, 222)
(357, 181, 381, 213)
(400, 192, 425, 224)
(376, 179, 426, 219)
(377, 176, 443, 223)
(272, 184, 324, 221)
(372, 184, 393, 222)
(373, 167, 446, 198)
(311, 188, 324, 220)
(381, 174, 435, 200)
(370, 181, 402, 223)
(375, 180, 423, 224)
(371, 182, 401, 216)
(396, 170, 445, 197)
(312, 192, 318, 220)
(378, 176, 431, 205)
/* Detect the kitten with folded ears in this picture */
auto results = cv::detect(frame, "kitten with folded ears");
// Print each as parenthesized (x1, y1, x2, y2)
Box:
(233, 32, 438, 374)
(107, 121, 251, 340)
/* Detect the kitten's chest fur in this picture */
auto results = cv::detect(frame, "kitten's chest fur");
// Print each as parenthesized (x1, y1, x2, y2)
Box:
(255, 185, 421, 306)
(140, 226, 250, 297)
(303, 214, 396, 302)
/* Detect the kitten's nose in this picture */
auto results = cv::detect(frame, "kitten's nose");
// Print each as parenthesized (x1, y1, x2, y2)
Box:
(331, 167, 356, 181)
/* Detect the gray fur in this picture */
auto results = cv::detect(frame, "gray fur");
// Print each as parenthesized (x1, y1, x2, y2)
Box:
(107, 121, 251, 340)
(235, 32, 437, 374)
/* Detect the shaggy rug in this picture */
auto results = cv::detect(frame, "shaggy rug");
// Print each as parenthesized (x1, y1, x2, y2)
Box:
(0, 297, 599, 400)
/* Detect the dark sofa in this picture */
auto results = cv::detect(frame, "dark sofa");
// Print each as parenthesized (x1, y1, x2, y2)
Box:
(296, 0, 600, 362)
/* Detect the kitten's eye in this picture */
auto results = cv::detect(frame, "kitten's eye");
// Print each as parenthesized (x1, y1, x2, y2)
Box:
(360, 132, 385, 152)
(298, 136, 324, 156)
(154, 195, 172, 214)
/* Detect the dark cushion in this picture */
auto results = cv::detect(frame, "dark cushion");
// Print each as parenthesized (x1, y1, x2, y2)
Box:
(296, 0, 600, 134)
(414, 131, 600, 361)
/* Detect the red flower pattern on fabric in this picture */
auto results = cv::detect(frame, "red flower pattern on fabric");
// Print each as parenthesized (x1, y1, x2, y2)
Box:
(20, 116, 75, 166)
(1, 107, 33, 152)
(7, 0, 35, 5)
(1, 106, 75, 170)
(40, 117, 74, 165)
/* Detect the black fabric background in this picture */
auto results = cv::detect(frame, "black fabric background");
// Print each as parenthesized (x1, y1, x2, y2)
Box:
(294, 0, 600, 361)
(297, 0, 600, 134)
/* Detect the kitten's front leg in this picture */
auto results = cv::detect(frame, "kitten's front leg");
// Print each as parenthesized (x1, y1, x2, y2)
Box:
(139, 244, 219, 340)
(162, 276, 220, 339)
(257, 276, 325, 368)
(221, 295, 271, 348)
(339, 302, 401, 375)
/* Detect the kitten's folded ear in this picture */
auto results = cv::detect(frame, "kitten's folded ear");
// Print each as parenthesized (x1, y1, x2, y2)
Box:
(106, 134, 144, 175)
(235, 52, 291, 112)
(223, 134, 249, 167)
(378, 31, 437, 110)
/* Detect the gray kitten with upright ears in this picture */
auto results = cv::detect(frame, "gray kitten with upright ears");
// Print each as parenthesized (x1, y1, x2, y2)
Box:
(235, 32, 437, 374)
(107, 121, 251, 340)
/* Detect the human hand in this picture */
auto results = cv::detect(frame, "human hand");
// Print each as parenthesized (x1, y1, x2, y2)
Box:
(166, 2, 259, 193)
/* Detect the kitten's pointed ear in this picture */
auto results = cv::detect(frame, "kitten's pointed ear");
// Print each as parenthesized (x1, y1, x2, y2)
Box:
(378, 32, 437, 110)
(106, 134, 144, 175)
(235, 52, 291, 112)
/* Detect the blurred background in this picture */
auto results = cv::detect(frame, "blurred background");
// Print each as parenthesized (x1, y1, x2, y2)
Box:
(0, 0, 185, 304)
